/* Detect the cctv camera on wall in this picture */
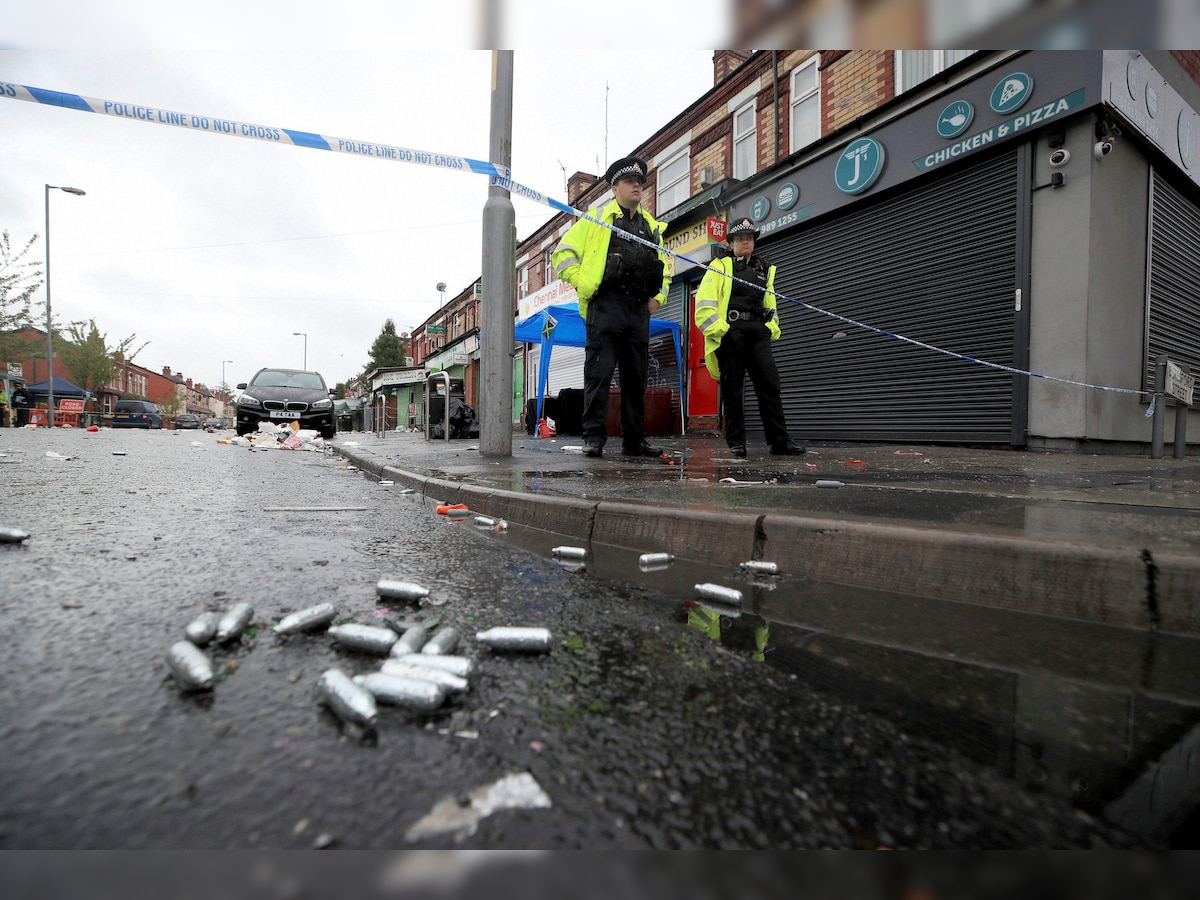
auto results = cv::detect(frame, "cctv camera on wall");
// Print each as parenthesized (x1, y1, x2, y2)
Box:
(1094, 140, 1114, 161)
(1048, 148, 1071, 167)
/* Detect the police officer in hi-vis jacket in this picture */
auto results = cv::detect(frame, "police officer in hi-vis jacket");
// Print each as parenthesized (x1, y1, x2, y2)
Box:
(695, 217, 805, 458)
(552, 156, 671, 459)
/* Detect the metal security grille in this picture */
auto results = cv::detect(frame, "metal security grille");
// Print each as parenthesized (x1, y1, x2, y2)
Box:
(1146, 170, 1200, 391)
(754, 148, 1024, 444)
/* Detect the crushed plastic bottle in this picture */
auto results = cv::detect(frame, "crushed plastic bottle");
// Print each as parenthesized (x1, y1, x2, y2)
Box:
(475, 627, 553, 652)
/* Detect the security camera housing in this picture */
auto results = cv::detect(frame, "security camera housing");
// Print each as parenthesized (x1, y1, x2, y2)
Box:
(1049, 148, 1071, 167)
(1094, 140, 1114, 161)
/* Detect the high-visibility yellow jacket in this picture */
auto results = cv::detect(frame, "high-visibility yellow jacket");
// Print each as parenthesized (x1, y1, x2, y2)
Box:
(694, 256, 780, 378)
(551, 200, 671, 320)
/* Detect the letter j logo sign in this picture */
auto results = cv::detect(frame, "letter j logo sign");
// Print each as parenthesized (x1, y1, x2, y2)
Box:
(834, 138, 885, 195)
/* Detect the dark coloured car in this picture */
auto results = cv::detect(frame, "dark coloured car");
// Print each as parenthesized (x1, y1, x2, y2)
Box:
(202, 418, 224, 431)
(112, 400, 163, 429)
(235, 368, 336, 438)
(174, 413, 203, 429)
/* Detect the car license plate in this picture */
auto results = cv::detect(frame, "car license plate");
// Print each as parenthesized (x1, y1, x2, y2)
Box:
(271, 411, 301, 419)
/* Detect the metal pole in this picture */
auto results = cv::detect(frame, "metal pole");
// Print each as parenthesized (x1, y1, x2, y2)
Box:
(1151, 354, 1166, 459)
(479, 50, 515, 457)
(44, 184, 53, 428)
(1175, 365, 1191, 460)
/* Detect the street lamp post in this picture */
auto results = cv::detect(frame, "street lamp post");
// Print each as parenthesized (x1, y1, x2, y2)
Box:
(222, 359, 233, 389)
(44, 184, 86, 427)
(292, 332, 307, 369)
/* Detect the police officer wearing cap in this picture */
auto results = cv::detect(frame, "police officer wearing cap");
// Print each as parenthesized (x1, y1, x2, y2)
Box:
(695, 217, 804, 458)
(552, 156, 671, 458)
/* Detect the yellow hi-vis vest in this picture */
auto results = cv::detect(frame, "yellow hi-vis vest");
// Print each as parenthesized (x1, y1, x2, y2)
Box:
(551, 200, 671, 320)
(693, 255, 780, 379)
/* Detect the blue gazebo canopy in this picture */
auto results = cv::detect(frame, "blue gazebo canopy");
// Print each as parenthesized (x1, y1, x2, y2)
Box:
(25, 375, 90, 397)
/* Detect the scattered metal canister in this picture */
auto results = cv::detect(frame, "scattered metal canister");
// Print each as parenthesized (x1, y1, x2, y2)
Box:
(389, 624, 429, 656)
(694, 583, 743, 606)
(352, 672, 446, 711)
(421, 626, 460, 656)
(474, 516, 496, 527)
(389, 653, 475, 677)
(380, 659, 469, 693)
(317, 669, 377, 728)
(274, 603, 337, 636)
(552, 546, 586, 560)
(475, 627, 553, 652)
(215, 602, 254, 643)
(185, 611, 220, 646)
(166, 641, 214, 692)
(329, 623, 399, 656)
(740, 560, 779, 575)
(376, 580, 430, 601)
(0, 527, 31, 544)
(639, 552, 674, 567)
(815, 480, 844, 489)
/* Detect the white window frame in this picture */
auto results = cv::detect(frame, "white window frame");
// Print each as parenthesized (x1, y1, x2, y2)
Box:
(894, 49, 975, 95)
(789, 56, 820, 154)
(656, 148, 690, 214)
(733, 101, 757, 180)
(517, 264, 529, 299)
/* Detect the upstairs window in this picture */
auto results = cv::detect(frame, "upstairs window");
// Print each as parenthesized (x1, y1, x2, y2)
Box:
(789, 57, 820, 153)
(895, 49, 974, 94)
(518, 265, 529, 299)
(656, 150, 690, 213)
(733, 102, 757, 179)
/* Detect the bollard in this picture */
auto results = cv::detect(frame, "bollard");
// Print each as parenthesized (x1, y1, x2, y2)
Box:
(1176, 398, 1189, 459)
(1152, 354, 1166, 459)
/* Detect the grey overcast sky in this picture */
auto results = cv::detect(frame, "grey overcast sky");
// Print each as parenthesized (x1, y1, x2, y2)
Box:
(2, 4, 725, 390)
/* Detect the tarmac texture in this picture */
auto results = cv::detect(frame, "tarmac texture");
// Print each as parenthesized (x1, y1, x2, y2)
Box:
(335, 431, 1200, 637)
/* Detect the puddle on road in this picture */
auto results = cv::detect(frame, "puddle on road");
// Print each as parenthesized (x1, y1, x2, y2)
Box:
(458, 514, 1200, 849)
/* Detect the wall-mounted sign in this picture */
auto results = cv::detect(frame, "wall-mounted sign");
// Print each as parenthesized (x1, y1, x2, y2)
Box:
(776, 183, 799, 210)
(834, 138, 886, 195)
(1180, 110, 1197, 170)
(706, 216, 727, 243)
(425, 324, 446, 336)
(990, 72, 1033, 114)
(749, 195, 771, 222)
(936, 100, 974, 139)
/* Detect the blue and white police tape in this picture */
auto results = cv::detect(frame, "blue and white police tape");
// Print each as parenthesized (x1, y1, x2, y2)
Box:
(0, 80, 506, 179)
(3, 78, 1154, 404)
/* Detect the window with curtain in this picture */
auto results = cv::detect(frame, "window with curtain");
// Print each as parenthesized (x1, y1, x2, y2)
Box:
(733, 102, 757, 179)
(895, 49, 974, 94)
(656, 150, 690, 213)
(789, 57, 820, 154)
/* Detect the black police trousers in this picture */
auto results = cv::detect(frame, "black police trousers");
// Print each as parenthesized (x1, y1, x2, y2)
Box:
(715, 321, 790, 448)
(581, 288, 650, 448)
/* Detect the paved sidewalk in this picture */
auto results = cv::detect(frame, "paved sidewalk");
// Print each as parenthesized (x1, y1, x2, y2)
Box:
(333, 430, 1200, 636)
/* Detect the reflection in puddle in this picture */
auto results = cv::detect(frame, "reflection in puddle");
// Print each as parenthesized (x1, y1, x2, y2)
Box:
(471, 520, 1200, 847)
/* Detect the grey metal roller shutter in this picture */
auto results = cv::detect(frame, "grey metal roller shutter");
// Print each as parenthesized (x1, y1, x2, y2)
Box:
(1146, 170, 1200, 390)
(753, 148, 1025, 444)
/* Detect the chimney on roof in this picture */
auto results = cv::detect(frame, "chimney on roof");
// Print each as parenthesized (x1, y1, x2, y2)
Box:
(186, 378, 193, 389)
(162, 366, 171, 376)
(713, 50, 752, 85)
(568, 171, 597, 207)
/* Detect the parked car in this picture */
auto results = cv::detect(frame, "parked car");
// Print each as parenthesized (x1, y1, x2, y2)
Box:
(174, 413, 203, 429)
(112, 400, 164, 429)
(235, 368, 336, 438)
(202, 418, 224, 430)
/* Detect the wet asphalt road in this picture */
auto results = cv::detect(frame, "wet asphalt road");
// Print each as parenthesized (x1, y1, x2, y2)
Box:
(0, 428, 1147, 848)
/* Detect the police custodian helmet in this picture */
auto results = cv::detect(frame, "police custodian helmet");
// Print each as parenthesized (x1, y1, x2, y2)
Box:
(726, 217, 760, 241)
(605, 155, 648, 185)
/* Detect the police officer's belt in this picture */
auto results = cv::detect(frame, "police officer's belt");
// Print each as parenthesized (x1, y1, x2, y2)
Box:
(727, 308, 774, 322)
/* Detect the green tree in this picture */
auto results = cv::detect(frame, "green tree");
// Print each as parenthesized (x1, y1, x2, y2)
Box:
(367, 319, 407, 370)
(0, 230, 43, 365)
(59, 319, 147, 396)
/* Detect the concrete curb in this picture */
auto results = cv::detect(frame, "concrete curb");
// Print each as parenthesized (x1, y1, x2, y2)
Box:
(340, 445, 1197, 637)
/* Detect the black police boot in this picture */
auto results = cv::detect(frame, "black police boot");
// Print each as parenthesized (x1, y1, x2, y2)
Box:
(770, 440, 806, 455)
(622, 440, 662, 458)
(729, 444, 747, 458)
(583, 441, 604, 458)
